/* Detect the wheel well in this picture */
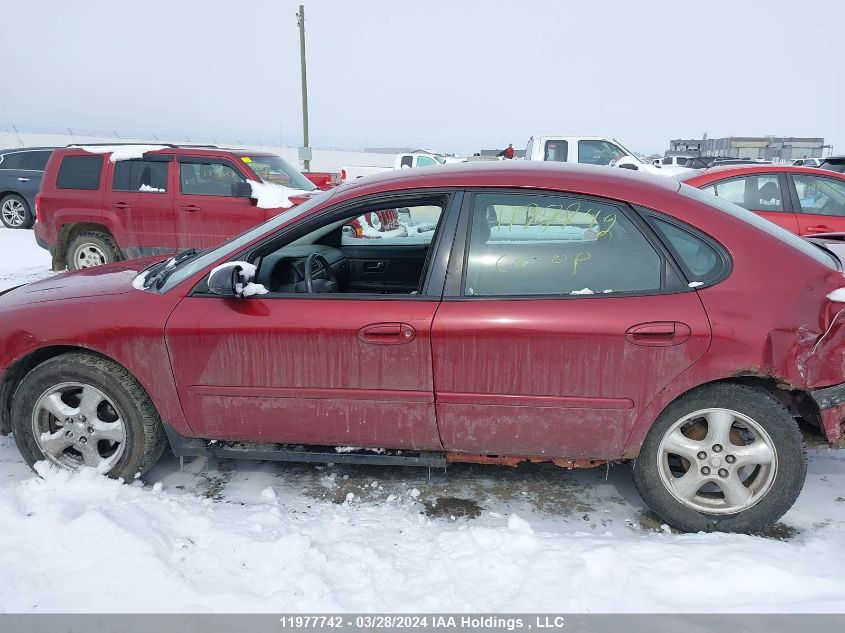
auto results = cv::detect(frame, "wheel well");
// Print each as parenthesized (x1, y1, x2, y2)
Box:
(0, 191, 26, 203)
(724, 375, 823, 436)
(54, 222, 119, 270)
(0, 346, 104, 434)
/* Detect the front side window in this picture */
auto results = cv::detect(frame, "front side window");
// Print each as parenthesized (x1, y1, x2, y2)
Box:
(793, 175, 845, 216)
(578, 140, 627, 166)
(463, 192, 662, 297)
(242, 155, 315, 190)
(342, 205, 442, 246)
(416, 155, 438, 167)
(56, 155, 103, 190)
(27, 150, 52, 171)
(113, 159, 169, 192)
(180, 161, 245, 196)
(543, 140, 568, 162)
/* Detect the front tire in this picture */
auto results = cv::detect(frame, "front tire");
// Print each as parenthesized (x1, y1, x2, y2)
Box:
(1, 194, 33, 229)
(11, 353, 167, 480)
(66, 231, 121, 271)
(633, 383, 806, 533)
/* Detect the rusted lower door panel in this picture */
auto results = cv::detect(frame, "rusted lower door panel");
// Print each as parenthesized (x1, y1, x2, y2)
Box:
(431, 293, 711, 458)
(165, 297, 442, 450)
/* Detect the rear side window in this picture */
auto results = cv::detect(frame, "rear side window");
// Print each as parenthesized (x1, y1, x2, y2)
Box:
(543, 140, 567, 162)
(463, 192, 663, 296)
(113, 159, 169, 192)
(0, 152, 28, 170)
(56, 155, 103, 190)
(649, 216, 727, 285)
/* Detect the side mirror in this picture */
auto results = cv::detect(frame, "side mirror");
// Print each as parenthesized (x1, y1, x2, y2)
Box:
(231, 181, 254, 198)
(207, 261, 267, 298)
(614, 157, 640, 171)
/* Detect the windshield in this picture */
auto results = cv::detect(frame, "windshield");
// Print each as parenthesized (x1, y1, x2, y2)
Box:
(151, 188, 335, 292)
(680, 183, 838, 269)
(243, 155, 315, 191)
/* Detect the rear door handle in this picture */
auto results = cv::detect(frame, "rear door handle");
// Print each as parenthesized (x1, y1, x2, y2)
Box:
(179, 205, 200, 213)
(16, 177, 29, 182)
(109, 202, 130, 210)
(358, 322, 416, 345)
(805, 225, 831, 234)
(625, 321, 691, 346)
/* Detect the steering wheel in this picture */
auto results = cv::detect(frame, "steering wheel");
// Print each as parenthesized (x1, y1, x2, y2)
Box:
(303, 252, 338, 294)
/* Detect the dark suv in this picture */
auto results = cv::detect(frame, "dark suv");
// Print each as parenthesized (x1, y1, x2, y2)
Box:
(35, 144, 315, 270)
(0, 147, 55, 228)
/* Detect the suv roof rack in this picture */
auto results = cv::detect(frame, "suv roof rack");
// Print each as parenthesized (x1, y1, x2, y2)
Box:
(67, 142, 178, 148)
(175, 144, 219, 149)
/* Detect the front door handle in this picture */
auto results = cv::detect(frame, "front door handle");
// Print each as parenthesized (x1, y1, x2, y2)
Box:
(180, 205, 200, 213)
(16, 177, 29, 182)
(358, 322, 416, 345)
(363, 261, 385, 272)
(805, 225, 831, 234)
(625, 321, 691, 346)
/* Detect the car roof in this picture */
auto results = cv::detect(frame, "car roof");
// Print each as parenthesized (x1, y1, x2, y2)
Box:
(330, 161, 681, 205)
(58, 144, 276, 158)
(681, 163, 845, 183)
(0, 146, 58, 153)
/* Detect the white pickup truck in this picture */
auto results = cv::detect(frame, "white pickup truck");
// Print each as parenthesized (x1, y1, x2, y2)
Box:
(524, 135, 663, 175)
(341, 151, 462, 182)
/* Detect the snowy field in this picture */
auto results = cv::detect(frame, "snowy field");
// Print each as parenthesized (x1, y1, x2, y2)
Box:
(1, 228, 845, 613)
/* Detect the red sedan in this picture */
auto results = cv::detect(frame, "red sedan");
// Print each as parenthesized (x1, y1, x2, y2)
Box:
(684, 164, 845, 236)
(2, 162, 845, 533)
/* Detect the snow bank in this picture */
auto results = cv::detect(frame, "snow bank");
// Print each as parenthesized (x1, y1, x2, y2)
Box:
(247, 180, 309, 210)
(827, 288, 845, 302)
(0, 229, 54, 291)
(1, 444, 844, 613)
(76, 144, 170, 162)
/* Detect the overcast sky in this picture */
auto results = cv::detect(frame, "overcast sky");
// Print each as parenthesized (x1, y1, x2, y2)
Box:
(2, 0, 843, 155)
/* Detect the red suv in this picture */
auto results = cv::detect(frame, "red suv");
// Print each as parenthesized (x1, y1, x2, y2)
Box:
(34, 144, 316, 271)
(5, 162, 845, 533)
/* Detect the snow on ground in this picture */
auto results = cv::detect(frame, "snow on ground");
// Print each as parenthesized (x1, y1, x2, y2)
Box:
(0, 228, 55, 291)
(0, 227, 844, 613)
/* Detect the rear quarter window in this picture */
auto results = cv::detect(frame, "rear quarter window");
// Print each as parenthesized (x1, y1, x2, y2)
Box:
(56, 155, 103, 190)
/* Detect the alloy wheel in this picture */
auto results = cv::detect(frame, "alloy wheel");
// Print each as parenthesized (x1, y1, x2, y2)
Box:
(657, 407, 777, 515)
(1, 198, 26, 227)
(31, 382, 127, 471)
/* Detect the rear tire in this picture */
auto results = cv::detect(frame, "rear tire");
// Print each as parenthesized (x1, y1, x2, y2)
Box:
(11, 352, 167, 480)
(633, 383, 806, 533)
(1, 194, 33, 229)
(66, 231, 121, 270)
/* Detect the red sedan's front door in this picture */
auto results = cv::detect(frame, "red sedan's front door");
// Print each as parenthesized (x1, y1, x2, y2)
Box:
(164, 296, 442, 450)
(430, 190, 712, 460)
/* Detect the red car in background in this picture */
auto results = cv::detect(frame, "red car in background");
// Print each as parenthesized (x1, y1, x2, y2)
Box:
(4, 162, 845, 533)
(684, 164, 845, 236)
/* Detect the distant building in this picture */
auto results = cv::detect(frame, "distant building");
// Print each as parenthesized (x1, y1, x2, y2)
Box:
(667, 136, 826, 162)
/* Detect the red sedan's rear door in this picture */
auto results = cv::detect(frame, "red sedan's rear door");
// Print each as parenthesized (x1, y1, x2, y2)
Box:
(790, 173, 845, 235)
(430, 191, 712, 460)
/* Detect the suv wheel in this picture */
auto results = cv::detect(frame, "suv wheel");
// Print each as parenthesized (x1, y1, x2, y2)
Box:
(633, 383, 806, 533)
(1, 194, 33, 229)
(11, 353, 167, 480)
(67, 231, 121, 270)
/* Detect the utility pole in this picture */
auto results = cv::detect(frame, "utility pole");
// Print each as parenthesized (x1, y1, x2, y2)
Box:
(296, 4, 311, 171)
